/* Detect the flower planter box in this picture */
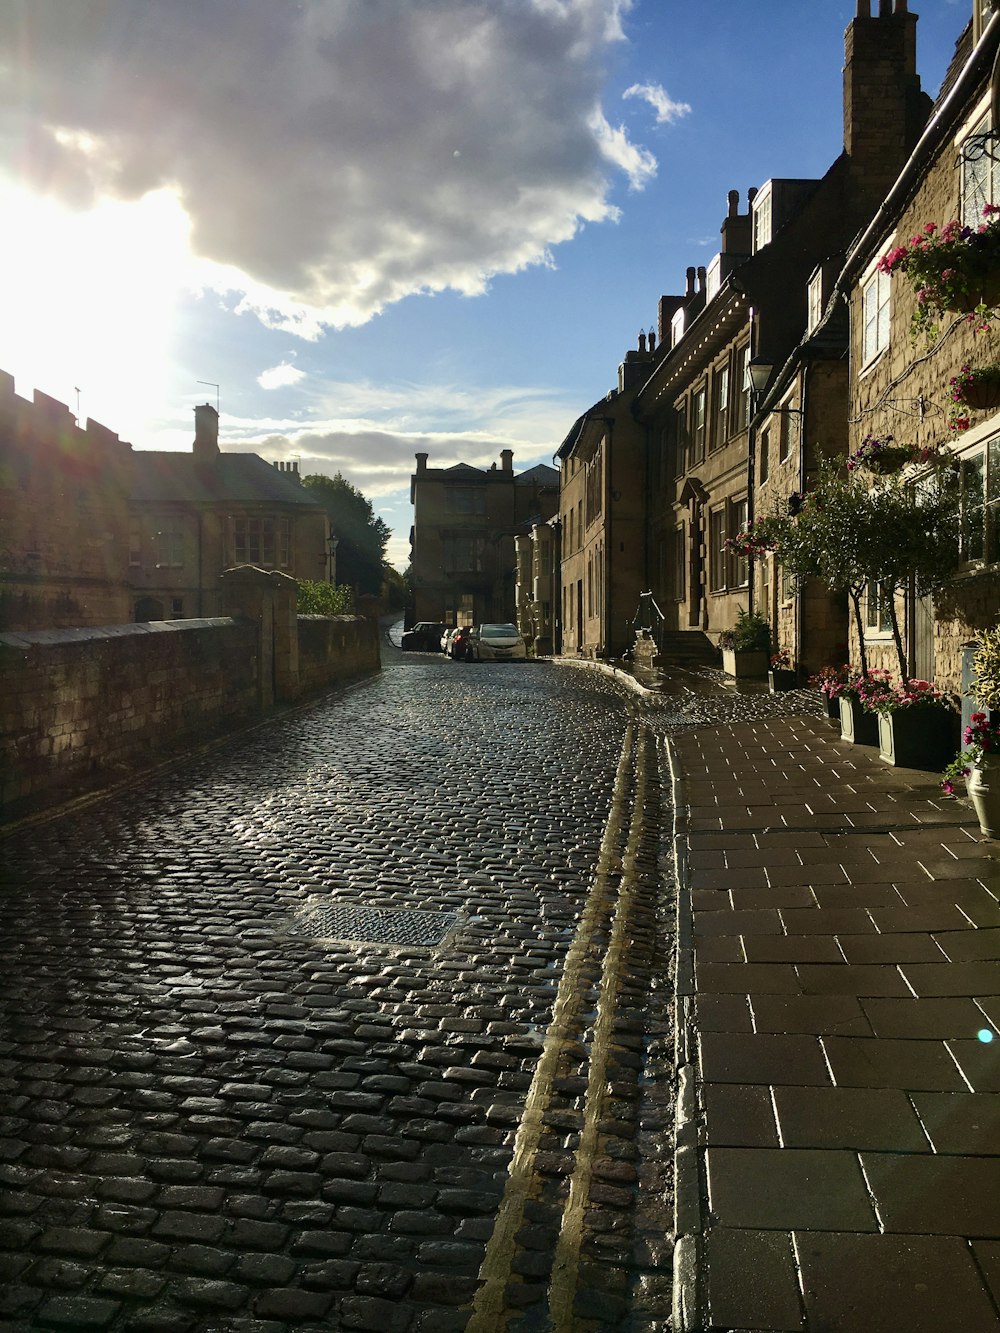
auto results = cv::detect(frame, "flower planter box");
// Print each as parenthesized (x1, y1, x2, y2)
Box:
(824, 694, 842, 721)
(877, 707, 959, 770)
(839, 697, 879, 746)
(722, 648, 768, 679)
(768, 669, 798, 693)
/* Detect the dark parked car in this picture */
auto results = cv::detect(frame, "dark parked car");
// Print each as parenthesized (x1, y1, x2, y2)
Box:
(447, 626, 474, 659)
(401, 621, 447, 652)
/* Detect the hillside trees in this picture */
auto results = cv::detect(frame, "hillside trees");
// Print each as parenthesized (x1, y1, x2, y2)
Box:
(302, 473, 391, 597)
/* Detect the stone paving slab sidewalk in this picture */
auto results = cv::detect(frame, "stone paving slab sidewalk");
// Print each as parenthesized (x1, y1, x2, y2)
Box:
(667, 712, 1000, 1333)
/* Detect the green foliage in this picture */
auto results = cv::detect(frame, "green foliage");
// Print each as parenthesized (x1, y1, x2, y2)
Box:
(296, 580, 355, 615)
(302, 473, 391, 597)
(719, 607, 770, 652)
(760, 460, 961, 678)
(973, 628, 1000, 711)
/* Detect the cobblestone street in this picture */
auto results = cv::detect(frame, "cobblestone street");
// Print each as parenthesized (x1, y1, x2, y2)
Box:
(0, 645, 678, 1332)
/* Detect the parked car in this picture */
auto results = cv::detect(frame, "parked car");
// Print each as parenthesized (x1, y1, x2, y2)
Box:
(401, 621, 447, 652)
(448, 626, 473, 659)
(440, 627, 457, 654)
(466, 623, 527, 662)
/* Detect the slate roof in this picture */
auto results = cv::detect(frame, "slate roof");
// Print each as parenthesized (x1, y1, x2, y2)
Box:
(130, 452, 323, 507)
(514, 463, 559, 486)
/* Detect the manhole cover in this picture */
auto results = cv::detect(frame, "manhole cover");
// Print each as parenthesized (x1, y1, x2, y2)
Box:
(289, 901, 459, 947)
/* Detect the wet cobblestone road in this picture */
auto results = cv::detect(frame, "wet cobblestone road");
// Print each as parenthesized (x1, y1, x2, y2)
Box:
(0, 646, 678, 1332)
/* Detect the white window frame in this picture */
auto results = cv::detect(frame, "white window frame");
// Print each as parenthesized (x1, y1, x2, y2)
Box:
(752, 184, 773, 254)
(807, 270, 823, 333)
(861, 266, 890, 366)
(961, 108, 999, 229)
(155, 529, 183, 569)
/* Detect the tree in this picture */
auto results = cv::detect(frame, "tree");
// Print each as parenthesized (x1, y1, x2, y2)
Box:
(753, 460, 961, 679)
(296, 580, 354, 615)
(302, 473, 391, 598)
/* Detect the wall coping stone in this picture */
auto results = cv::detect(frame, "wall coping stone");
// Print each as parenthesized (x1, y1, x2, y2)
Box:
(0, 618, 238, 649)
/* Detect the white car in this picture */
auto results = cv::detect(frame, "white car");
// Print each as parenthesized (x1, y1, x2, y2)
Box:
(467, 623, 527, 662)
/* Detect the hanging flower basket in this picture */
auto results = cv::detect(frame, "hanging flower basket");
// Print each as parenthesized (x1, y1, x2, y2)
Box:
(847, 434, 913, 474)
(953, 364, 1000, 412)
(879, 208, 1000, 340)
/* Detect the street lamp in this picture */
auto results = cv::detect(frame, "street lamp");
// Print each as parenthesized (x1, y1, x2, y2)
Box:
(745, 357, 774, 403)
(327, 534, 339, 585)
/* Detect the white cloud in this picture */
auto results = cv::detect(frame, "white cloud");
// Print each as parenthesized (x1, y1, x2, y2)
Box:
(623, 82, 692, 126)
(2, 0, 657, 331)
(257, 362, 306, 391)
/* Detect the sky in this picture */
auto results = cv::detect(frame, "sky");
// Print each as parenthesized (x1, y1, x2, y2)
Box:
(0, 0, 968, 571)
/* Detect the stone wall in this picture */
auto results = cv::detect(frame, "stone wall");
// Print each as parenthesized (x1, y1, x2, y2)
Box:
(297, 615, 381, 696)
(1, 608, 380, 821)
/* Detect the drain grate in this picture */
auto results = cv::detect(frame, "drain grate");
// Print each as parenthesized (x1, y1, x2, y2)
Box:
(289, 901, 459, 947)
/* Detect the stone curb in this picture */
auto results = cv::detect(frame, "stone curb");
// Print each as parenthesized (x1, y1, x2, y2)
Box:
(664, 734, 707, 1333)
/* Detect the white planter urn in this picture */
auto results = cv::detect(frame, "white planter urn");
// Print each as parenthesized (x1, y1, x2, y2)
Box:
(968, 755, 1000, 839)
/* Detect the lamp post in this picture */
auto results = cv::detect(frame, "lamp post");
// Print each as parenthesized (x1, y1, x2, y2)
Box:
(327, 535, 339, 585)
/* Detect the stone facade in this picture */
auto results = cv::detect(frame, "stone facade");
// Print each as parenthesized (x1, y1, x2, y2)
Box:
(409, 450, 558, 628)
(129, 404, 329, 621)
(556, 340, 654, 660)
(0, 371, 132, 630)
(844, 9, 998, 691)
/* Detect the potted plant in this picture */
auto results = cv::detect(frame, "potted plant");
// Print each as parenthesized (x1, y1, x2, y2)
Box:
(944, 629, 1000, 836)
(846, 433, 914, 475)
(862, 677, 958, 769)
(943, 712, 1000, 837)
(768, 650, 797, 693)
(947, 363, 1000, 432)
(810, 665, 852, 720)
(878, 206, 1000, 341)
(838, 669, 892, 747)
(719, 607, 770, 678)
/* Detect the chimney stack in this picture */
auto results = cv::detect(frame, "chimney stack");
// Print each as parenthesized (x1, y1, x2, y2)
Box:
(193, 403, 219, 460)
(415, 452, 428, 473)
(500, 449, 513, 473)
(843, 0, 929, 195)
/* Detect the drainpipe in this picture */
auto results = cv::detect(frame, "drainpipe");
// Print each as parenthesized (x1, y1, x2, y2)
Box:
(796, 368, 810, 672)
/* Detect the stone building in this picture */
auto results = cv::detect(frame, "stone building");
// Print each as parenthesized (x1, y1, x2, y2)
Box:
(129, 404, 329, 621)
(555, 335, 659, 658)
(409, 451, 558, 628)
(839, 0, 1000, 690)
(630, 0, 930, 668)
(0, 370, 132, 631)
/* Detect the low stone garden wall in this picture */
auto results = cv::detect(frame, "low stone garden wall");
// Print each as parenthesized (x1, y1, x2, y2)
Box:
(1, 601, 379, 821)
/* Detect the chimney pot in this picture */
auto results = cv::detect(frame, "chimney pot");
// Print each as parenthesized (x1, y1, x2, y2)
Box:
(415, 452, 428, 473)
(648, 328, 657, 352)
(685, 266, 696, 297)
(638, 331, 647, 352)
(856, 0, 870, 14)
(697, 266, 707, 292)
(728, 188, 739, 217)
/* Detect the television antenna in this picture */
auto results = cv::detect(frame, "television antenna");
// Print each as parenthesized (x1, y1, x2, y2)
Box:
(197, 381, 220, 413)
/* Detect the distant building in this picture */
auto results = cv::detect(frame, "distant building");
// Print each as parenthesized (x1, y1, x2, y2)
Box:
(409, 450, 558, 628)
(0, 370, 132, 631)
(129, 404, 329, 621)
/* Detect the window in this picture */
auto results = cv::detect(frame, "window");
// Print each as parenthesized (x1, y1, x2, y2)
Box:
(759, 428, 770, 485)
(577, 501, 583, 549)
(962, 113, 998, 228)
(585, 447, 603, 525)
(674, 405, 689, 476)
(713, 365, 730, 449)
(807, 270, 824, 332)
(865, 581, 894, 636)
(729, 498, 749, 589)
(232, 515, 290, 568)
(171, 598, 184, 618)
(671, 307, 686, 347)
(959, 441, 1000, 563)
(129, 527, 142, 567)
(443, 535, 486, 573)
(862, 268, 890, 363)
(693, 388, 707, 463)
(975, 0, 994, 44)
(752, 187, 772, 253)
(587, 555, 594, 617)
(449, 486, 486, 515)
(155, 530, 183, 568)
(779, 408, 792, 463)
(735, 346, 751, 432)
(709, 508, 727, 591)
(671, 525, 686, 601)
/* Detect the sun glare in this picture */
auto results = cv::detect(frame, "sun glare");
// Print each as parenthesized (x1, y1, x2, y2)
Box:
(0, 183, 192, 441)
